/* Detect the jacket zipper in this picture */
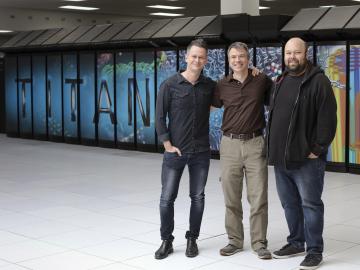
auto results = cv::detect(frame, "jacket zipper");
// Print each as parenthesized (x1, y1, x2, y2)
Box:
(284, 81, 304, 169)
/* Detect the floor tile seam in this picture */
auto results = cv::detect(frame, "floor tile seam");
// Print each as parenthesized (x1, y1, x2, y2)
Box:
(16, 249, 116, 266)
(7, 250, 71, 265)
(96, 215, 161, 227)
(37, 229, 124, 248)
(323, 236, 360, 245)
(188, 258, 242, 270)
(0, 258, 34, 269)
(2, 219, 85, 235)
(331, 223, 360, 230)
(80, 248, 153, 264)
(88, 261, 144, 270)
(323, 243, 360, 258)
(326, 257, 360, 266)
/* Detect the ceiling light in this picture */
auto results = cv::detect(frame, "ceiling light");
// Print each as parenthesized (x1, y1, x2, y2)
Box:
(319, 5, 336, 8)
(259, 6, 270, 10)
(147, 5, 185, 10)
(0, 30, 13, 33)
(64, 0, 87, 2)
(150, 12, 184, 17)
(59, 5, 99, 10)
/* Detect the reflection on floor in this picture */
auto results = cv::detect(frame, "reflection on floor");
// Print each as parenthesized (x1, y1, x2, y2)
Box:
(0, 134, 359, 270)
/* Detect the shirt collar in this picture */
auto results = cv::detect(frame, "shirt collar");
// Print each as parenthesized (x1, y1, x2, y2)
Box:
(226, 69, 253, 84)
(176, 71, 207, 85)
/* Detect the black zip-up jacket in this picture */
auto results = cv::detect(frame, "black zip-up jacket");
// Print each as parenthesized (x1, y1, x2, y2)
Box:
(267, 63, 337, 169)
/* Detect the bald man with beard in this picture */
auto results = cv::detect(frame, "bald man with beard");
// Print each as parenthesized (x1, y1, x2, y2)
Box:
(267, 37, 337, 270)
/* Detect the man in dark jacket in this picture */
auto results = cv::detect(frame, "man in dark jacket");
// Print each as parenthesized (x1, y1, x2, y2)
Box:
(268, 37, 337, 270)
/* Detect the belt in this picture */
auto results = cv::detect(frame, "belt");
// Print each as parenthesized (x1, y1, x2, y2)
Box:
(223, 130, 263, 141)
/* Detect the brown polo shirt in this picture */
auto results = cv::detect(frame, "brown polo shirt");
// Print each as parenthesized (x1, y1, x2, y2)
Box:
(213, 70, 273, 134)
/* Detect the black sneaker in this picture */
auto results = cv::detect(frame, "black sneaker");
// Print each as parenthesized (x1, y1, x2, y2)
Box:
(272, 243, 305, 259)
(300, 253, 323, 270)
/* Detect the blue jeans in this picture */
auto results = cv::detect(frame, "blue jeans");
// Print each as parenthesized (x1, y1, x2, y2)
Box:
(274, 158, 325, 254)
(159, 150, 210, 241)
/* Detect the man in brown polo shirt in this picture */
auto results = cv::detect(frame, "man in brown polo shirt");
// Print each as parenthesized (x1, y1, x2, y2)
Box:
(212, 42, 273, 259)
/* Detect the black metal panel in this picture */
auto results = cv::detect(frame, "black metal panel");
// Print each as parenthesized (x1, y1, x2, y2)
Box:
(222, 14, 251, 42)
(75, 24, 111, 43)
(59, 25, 94, 44)
(346, 9, 360, 29)
(152, 17, 193, 38)
(197, 16, 222, 37)
(1, 31, 32, 48)
(343, 9, 360, 37)
(312, 6, 360, 30)
(29, 28, 61, 46)
(131, 19, 171, 39)
(42, 27, 77, 45)
(174, 16, 217, 37)
(91, 22, 129, 43)
(15, 30, 45, 47)
(281, 7, 330, 32)
(111, 21, 150, 41)
(249, 15, 292, 42)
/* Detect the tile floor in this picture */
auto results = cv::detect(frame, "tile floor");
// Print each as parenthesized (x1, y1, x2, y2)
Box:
(0, 134, 359, 270)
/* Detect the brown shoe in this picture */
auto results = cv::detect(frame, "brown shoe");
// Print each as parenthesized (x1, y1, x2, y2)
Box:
(220, 244, 242, 256)
(255, 247, 272, 260)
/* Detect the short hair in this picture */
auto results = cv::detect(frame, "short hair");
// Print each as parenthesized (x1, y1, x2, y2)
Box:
(186, 39, 208, 54)
(227, 42, 250, 60)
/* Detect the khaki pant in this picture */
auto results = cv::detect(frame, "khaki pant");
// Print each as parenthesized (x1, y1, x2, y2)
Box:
(220, 135, 268, 250)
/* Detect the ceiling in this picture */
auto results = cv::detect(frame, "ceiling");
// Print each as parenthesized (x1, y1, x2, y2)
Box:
(0, 0, 358, 17)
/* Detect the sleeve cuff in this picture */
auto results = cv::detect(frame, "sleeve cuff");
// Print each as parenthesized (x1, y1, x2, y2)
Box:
(311, 144, 324, 156)
(158, 133, 170, 143)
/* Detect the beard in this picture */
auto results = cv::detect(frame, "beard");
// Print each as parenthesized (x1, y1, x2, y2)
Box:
(287, 59, 307, 74)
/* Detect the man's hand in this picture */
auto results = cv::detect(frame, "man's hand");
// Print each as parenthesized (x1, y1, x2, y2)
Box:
(163, 141, 182, 156)
(308, 152, 318, 159)
(251, 67, 261, 76)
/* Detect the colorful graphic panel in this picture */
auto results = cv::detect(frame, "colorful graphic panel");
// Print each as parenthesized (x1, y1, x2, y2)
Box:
(79, 52, 96, 142)
(18, 55, 32, 136)
(307, 45, 314, 63)
(116, 51, 135, 144)
(5, 56, 18, 135)
(317, 45, 346, 163)
(179, 49, 186, 71)
(47, 54, 63, 138)
(32, 55, 47, 138)
(96, 52, 115, 143)
(156, 50, 177, 146)
(256, 47, 282, 81)
(135, 51, 155, 146)
(156, 50, 177, 87)
(63, 53, 78, 139)
(349, 45, 360, 165)
(206, 48, 225, 151)
(256, 46, 282, 126)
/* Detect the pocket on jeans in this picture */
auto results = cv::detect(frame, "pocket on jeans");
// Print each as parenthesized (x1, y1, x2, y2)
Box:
(164, 151, 179, 158)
